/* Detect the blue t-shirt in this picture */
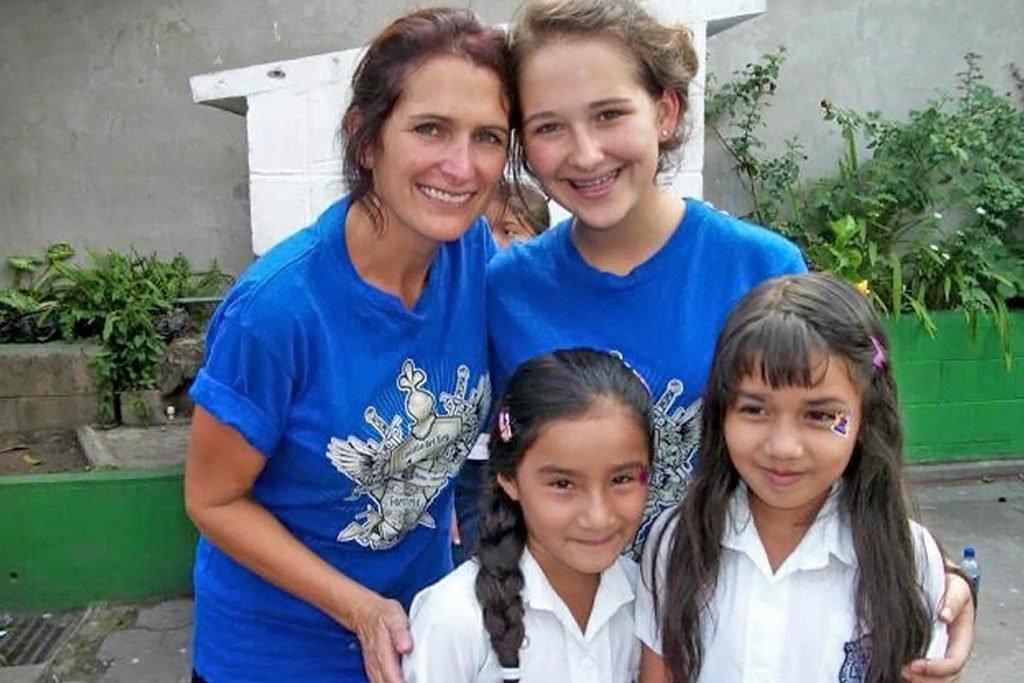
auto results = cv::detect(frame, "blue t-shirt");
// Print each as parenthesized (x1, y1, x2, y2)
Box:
(189, 195, 493, 682)
(487, 198, 806, 555)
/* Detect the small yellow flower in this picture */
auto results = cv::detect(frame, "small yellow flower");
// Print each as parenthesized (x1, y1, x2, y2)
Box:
(855, 280, 870, 296)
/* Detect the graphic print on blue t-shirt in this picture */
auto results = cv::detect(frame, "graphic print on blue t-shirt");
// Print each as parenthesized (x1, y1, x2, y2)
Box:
(328, 359, 490, 550)
(487, 198, 807, 558)
(610, 351, 703, 557)
(636, 380, 703, 556)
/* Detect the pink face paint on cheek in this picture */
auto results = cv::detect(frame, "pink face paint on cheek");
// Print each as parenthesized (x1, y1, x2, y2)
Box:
(639, 468, 651, 486)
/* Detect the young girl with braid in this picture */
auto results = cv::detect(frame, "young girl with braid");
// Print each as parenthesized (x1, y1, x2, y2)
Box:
(404, 348, 654, 683)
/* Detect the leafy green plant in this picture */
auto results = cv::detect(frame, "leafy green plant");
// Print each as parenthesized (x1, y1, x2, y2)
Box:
(708, 51, 1024, 365)
(0, 244, 78, 343)
(2, 245, 229, 421)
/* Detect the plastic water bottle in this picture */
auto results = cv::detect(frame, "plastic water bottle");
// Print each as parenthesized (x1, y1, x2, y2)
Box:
(961, 546, 980, 592)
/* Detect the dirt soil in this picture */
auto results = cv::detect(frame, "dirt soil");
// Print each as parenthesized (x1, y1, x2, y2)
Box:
(0, 429, 90, 476)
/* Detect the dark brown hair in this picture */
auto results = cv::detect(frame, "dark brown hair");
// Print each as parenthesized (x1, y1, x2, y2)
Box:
(650, 273, 934, 683)
(341, 7, 514, 229)
(507, 0, 699, 174)
(475, 348, 653, 682)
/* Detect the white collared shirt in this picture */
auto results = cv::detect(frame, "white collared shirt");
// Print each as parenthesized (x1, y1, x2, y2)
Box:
(404, 550, 641, 683)
(635, 486, 948, 683)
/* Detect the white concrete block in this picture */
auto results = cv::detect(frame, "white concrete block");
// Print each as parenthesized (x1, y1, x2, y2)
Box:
(247, 90, 308, 173)
(667, 171, 704, 200)
(249, 175, 310, 255)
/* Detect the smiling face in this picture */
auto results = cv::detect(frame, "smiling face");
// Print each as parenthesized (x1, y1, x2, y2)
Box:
(364, 54, 510, 246)
(498, 398, 650, 586)
(517, 36, 679, 232)
(725, 355, 863, 528)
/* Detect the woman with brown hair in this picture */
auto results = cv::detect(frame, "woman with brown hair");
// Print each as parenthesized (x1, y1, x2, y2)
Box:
(183, 8, 512, 683)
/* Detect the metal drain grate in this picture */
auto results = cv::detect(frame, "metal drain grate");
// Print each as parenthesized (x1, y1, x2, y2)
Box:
(0, 614, 71, 667)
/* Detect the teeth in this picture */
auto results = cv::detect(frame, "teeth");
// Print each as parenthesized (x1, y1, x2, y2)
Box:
(420, 185, 472, 204)
(570, 170, 618, 188)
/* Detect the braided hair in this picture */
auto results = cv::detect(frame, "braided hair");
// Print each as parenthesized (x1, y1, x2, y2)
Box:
(474, 348, 653, 681)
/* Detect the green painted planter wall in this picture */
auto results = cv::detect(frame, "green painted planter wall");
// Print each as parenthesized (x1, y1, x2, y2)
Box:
(0, 467, 196, 612)
(886, 311, 1024, 462)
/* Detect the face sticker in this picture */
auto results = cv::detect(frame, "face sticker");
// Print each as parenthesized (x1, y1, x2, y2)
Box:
(639, 468, 651, 486)
(830, 411, 851, 438)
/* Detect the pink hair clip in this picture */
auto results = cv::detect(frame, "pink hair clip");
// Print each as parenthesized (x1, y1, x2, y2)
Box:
(498, 408, 513, 442)
(870, 335, 888, 372)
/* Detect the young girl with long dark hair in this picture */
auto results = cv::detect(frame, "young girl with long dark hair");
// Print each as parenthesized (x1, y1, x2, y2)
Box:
(637, 273, 965, 683)
(405, 348, 654, 682)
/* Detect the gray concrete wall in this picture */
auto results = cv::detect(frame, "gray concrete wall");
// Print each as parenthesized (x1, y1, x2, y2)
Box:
(0, 0, 518, 278)
(1, 1, 1022, 275)
(703, 0, 1024, 215)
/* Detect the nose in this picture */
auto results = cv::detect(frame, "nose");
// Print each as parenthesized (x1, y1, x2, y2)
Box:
(439, 135, 472, 182)
(765, 417, 804, 460)
(579, 488, 616, 530)
(568, 127, 604, 171)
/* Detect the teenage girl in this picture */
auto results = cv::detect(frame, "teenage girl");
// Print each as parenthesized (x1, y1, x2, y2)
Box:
(488, 0, 806, 557)
(405, 349, 653, 682)
(637, 273, 972, 683)
(488, 1, 973, 676)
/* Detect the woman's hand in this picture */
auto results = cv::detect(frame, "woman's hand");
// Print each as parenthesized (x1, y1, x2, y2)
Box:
(351, 593, 413, 683)
(901, 571, 975, 682)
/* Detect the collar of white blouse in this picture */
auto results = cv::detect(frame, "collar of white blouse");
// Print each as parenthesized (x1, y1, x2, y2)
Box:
(721, 482, 857, 581)
(518, 548, 636, 645)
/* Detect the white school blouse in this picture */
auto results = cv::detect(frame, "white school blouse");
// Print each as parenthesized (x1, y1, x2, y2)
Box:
(404, 549, 641, 683)
(635, 485, 948, 683)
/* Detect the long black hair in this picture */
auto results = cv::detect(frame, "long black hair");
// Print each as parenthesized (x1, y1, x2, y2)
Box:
(651, 273, 933, 683)
(475, 348, 653, 682)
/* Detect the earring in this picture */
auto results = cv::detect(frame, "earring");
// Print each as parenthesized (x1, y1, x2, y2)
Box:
(660, 130, 670, 140)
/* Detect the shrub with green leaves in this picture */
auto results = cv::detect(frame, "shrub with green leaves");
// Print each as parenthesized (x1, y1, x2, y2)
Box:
(709, 51, 1024, 364)
(2, 246, 229, 421)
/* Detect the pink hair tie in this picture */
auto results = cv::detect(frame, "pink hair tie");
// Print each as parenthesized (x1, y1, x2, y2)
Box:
(870, 335, 888, 372)
(498, 408, 513, 442)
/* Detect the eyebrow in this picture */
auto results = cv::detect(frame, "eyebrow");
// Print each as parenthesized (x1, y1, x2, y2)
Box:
(536, 460, 647, 476)
(735, 390, 850, 406)
(408, 113, 509, 133)
(522, 97, 633, 127)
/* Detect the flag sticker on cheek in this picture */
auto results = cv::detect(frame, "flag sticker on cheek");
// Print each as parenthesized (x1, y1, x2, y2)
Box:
(831, 411, 851, 437)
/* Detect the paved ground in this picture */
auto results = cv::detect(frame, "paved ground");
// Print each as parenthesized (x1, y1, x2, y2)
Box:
(2, 474, 1021, 683)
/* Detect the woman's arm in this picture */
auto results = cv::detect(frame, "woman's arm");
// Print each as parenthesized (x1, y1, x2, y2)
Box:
(184, 407, 411, 683)
(900, 524, 975, 683)
(901, 570, 975, 683)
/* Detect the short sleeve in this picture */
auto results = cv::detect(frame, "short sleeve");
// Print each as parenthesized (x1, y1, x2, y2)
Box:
(189, 310, 295, 458)
(635, 507, 678, 655)
(403, 566, 489, 683)
(911, 521, 950, 659)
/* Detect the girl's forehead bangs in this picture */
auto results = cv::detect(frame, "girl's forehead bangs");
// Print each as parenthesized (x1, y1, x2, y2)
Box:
(723, 312, 831, 390)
